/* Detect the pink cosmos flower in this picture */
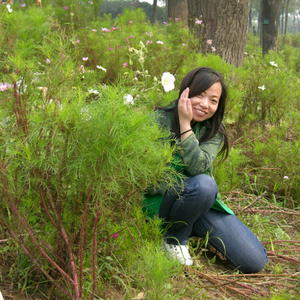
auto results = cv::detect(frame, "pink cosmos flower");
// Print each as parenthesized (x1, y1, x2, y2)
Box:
(122, 62, 128, 67)
(156, 41, 163, 44)
(126, 37, 129, 44)
(118, 46, 122, 49)
(195, 20, 202, 24)
(75, 39, 80, 43)
(129, 35, 135, 39)
(63, 6, 67, 10)
(211, 46, 216, 52)
(102, 27, 111, 33)
(0, 82, 12, 91)
(80, 65, 85, 73)
(46, 58, 51, 64)
(182, 43, 186, 46)
(82, 57, 88, 61)
(92, 29, 97, 32)
(207, 39, 213, 45)
(111, 27, 118, 30)
(175, 18, 179, 21)
(129, 21, 132, 24)
(108, 47, 113, 50)
(146, 40, 152, 45)
(21, 3, 26, 6)
(112, 233, 119, 238)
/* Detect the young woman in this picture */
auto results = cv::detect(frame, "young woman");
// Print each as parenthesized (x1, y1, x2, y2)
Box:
(143, 67, 267, 273)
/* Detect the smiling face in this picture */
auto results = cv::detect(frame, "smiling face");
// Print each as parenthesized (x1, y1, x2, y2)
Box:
(190, 81, 222, 122)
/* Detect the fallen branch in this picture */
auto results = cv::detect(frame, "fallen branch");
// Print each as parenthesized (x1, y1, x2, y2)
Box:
(198, 272, 256, 299)
(221, 278, 266, 297)
(267, 252, 300, 266)
(240, 191, 268, 212)
(238, 209, 300, 216)
(262, 240, 300, 245)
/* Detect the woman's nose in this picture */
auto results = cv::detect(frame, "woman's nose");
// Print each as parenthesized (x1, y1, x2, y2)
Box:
(200, 97, 208, 107)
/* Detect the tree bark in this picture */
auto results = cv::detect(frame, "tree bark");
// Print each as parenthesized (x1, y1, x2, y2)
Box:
(168, 0, 188, 26)
(258, 0, 263, 36)
(261, 0, 283, 54)
(280, 4, 285, 34)
(248, 0, 253, 33)
(188, 0, 248, 67)
(152, 0, 157, 24)
(283, 0, 290, 42)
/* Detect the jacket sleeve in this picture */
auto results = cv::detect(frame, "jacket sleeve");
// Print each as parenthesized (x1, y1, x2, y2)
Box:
(176, 132, 223, 176)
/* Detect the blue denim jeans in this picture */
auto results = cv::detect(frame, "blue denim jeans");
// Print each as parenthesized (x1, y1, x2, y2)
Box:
(159, 174, 268, 274)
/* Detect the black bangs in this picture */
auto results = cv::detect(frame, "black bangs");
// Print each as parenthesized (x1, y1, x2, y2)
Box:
(178, 67, 224, 99)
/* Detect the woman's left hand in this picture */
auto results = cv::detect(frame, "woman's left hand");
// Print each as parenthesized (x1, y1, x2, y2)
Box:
(178, 87, 193, 128)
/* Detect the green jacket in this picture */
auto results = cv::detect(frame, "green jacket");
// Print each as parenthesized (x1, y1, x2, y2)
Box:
(142, 105, 234, 218)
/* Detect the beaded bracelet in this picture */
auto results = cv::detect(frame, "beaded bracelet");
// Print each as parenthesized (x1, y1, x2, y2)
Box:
(180, 129, 192, 136)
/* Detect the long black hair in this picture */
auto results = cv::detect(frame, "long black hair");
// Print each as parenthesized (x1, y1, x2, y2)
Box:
(160, 67, 229, 160)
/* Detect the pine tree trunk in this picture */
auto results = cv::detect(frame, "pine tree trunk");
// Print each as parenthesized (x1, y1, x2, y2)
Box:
(258, 0, 263, 36)
(261, 0, 283, 54)
(167, 0, 188, 26)
(188, 0, 248, 67)
(283, 0, 290, 43)
(152, 0, 157, 24)
(248, 0, 253, 33)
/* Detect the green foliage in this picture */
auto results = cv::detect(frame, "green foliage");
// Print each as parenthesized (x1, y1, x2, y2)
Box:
(1, 3, 300, 299)
(99, 1, 166, 23)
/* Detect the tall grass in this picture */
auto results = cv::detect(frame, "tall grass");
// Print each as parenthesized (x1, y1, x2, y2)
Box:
(0, 2, 300, 298)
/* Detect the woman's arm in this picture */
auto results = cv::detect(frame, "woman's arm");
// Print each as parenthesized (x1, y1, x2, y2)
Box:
(178, 88, 193, 141)
(176, 131, 223, 176)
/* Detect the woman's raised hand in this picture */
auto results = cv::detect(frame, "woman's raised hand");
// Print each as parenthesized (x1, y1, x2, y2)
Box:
(178, 88, 193, 127)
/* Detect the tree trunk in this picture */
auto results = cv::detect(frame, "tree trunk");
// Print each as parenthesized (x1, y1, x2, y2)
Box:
(167, 0, 188, 26)
(283, 0, 290, 42)
(152, 0, 157, 24)
(261, 0, 283, 54)
(248, 0, 253, 33)
(258, 0, 263, 36)
(188, 0, 248, 67)
(280, 4, 284, 34)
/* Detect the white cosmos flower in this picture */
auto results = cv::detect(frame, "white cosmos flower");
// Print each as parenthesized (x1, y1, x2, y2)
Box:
(258, 85, 266, 90)
(88, 89, 99, 94)
(161, 72, 175, 92)
(123, 94, 134, 105)
(270, 61, 278, 67)
(96, 65, 106, 72)
(6, 4, 12, 13)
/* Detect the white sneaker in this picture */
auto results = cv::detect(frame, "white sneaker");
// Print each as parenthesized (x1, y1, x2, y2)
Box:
(163, 240, 193, 266)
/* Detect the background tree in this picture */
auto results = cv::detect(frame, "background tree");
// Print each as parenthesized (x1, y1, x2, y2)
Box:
(99, 1, 166, 22)
(152, 0, 157, 23)
(167, 0, 188, 26)
(284, 0, 290, 42)
(261, 0, 283, 54)
(248, 0, 254, 32)
(188, 0, 248, 67)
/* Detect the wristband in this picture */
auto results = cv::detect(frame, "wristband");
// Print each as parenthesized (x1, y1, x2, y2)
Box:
(180, 129, 192, 136)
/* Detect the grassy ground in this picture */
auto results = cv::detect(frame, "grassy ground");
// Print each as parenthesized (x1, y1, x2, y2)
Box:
(1, 191, 299, 299)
